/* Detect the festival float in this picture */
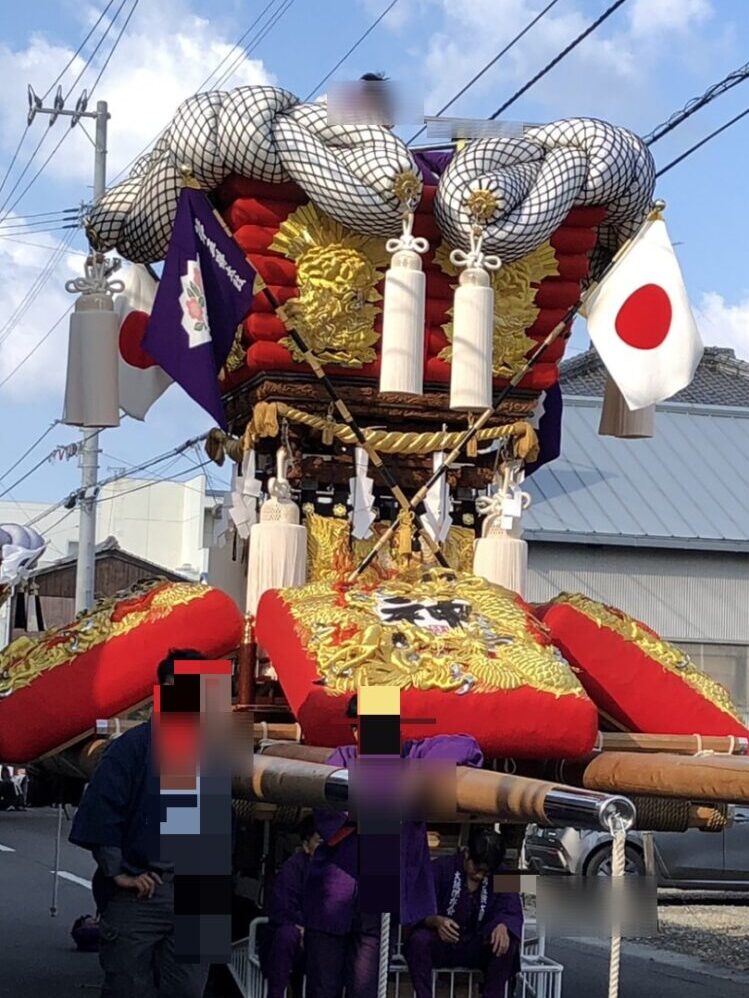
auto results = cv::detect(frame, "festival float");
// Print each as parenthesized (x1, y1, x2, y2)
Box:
(2, 84, 749, 894)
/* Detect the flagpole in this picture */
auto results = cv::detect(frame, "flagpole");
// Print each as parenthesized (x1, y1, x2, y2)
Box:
(348, 203, 663, 579)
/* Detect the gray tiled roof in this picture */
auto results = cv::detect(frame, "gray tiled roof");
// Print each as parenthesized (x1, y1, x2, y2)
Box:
(524, 396, 749, 549)
(560, 347, 749, 407)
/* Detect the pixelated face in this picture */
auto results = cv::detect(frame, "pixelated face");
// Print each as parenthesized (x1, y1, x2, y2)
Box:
(304, 831, 323, 855)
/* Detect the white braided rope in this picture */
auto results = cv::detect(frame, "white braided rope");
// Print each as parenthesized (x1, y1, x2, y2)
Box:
(378, 911, 391, 998)
(87, 87, 655, 270)
(608, 823, 627, 998)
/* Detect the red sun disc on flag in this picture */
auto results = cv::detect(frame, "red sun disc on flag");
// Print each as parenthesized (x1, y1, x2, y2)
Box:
(614, 283, 672, 350)
(119, 311, 158, 369)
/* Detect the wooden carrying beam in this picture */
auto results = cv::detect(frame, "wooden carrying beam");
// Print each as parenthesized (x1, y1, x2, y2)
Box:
(598, 732, 748, 756)
(240, 753, 636, 830)
(579, 751, 749, 804)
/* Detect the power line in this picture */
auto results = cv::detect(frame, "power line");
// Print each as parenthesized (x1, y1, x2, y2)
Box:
(303, 0, 400, 101)
(0, 305, 72, 392)
(61, 0, 132, 102)
(211, 0, 296, 92)
(86, 0, 140, 101)
(655, 104, 749, 177)
(645, 60, 749, 146)
(110, 0, 293, 187)
(42, 0, 120, 100)
(0, 422, 60, 488)
(488, 0, 631, 120)
(407, 0, 561, 145)
(0, 230, 76, 349)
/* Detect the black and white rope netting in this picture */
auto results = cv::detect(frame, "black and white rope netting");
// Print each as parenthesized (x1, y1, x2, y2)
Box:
(87, 87, 655, 266)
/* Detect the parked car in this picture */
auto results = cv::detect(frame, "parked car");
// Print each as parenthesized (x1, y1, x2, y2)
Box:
(524, 807, 749, 889)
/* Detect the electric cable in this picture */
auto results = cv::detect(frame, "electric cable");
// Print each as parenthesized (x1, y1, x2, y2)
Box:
(488, 0, 631, 120)
(407, 0, 561, 145)
(303, 0, 400, 101)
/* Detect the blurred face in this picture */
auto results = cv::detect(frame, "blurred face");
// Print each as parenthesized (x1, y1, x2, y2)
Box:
(303, 831, 323, 856)
(464, 854, 489, 888)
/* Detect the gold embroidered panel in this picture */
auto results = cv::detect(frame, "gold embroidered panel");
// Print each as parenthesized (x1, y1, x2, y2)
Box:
(279, 571, 585, 698)
(271, 203, 388, 368)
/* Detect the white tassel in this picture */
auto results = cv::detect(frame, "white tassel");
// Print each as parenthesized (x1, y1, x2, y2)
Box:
(246, 447, 307, 615)
(473, 461, 530, 596)
(598, 374, 655, 438)
(448, 235, 501, 411)
(379, 213, 429, 395)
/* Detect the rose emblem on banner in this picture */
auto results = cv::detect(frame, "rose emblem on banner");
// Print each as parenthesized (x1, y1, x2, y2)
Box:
(179, 259, 211, 348)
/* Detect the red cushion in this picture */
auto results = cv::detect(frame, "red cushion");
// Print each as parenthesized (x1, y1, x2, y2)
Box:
(256, 576, 598, 758)
(0, 582, 243, 763)
(218, 173, 605, 398)
(536, 594, 749, 738)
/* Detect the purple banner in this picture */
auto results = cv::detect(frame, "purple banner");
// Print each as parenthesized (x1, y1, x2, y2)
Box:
(143, 189, 255, 427)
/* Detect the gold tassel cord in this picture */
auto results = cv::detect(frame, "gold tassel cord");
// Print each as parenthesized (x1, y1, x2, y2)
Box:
(208, 404, 539, 462)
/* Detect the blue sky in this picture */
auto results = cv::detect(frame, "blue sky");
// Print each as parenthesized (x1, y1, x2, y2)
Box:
(1, 0, 748, 507)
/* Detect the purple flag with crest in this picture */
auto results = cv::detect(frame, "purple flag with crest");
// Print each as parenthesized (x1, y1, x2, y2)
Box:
(142, 189, 255, 427)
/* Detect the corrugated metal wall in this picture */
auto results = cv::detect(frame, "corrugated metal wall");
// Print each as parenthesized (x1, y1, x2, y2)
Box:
(527, 542, 749, 643)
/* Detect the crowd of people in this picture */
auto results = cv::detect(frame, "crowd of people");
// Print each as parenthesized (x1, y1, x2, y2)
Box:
(69, 649, 523, 997)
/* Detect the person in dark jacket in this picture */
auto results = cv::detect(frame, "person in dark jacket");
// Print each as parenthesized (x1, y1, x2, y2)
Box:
(261, 816, 322, 998)
(69, 648, 210, 998)
(404, 827, 523, 998)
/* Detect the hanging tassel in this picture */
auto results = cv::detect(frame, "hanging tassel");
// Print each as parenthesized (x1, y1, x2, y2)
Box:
(598, 374, 655, 438)
(473, 461, 530, 596)
(449, 221, 501, 411)
(397, 510, 415, 559)
(322, 405, 336, 446)
(379, 195, 429, 395)
(246, 447, 307, 615)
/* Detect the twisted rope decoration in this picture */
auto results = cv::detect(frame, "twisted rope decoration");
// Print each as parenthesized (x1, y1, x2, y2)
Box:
(608, 820, 627, 998)
(205, 405, 540, 462)
(87, 85, 655, 269)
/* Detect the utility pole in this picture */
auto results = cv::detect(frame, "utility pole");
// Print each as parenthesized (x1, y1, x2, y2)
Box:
(27, 87, 121, 612)
(74, 101, 109, 613)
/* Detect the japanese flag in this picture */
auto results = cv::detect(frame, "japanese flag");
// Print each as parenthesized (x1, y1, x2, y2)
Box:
(113, 265, 172, 420)
(584, 217, 703, 410)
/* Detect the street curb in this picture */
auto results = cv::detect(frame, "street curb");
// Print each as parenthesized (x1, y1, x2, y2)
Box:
(554, 936, 749, 985)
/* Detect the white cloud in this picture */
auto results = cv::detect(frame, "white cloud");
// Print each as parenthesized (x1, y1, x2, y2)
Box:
(0, 0, 274, 186)
(694, 291, 749, 362)
(629, 0, 712, 37)
(0, 226, 83, 401)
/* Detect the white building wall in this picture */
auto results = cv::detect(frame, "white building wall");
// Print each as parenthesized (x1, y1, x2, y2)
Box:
(0, 475, 218, 581)
(527, 542, 749, 644)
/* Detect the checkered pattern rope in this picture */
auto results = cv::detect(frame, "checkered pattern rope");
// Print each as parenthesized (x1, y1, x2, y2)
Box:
(86, 87, 655, 267)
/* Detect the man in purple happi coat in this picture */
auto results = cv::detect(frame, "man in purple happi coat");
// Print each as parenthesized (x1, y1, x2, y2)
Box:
(405, 827, 523, 998)
(261, 816, 322, 998)
(303, 696, 483, 998)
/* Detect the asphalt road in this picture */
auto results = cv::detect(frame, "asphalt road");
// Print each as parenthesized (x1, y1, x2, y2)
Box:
(2, 808, 747, 997)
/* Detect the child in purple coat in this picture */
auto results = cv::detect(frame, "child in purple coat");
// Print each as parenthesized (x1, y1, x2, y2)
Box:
(302, 696, 484, 998)
(405, 828, 524, 998)
(261, 817, 322, 998)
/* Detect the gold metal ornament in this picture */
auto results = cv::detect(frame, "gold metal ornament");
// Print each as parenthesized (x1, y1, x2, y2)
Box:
(466, 188, 499, 224)
(436, 240, 559, 377)
(393, 170, 422, 206)
(270, 203, 388, 368)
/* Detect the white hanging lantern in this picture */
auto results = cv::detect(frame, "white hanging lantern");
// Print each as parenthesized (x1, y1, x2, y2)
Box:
(62, 253, 123, 428)
(246, 447, 307, 615)
(473, 460, 531, 596)
(448, 223, 501, 412)
(380, 175, 429, 395)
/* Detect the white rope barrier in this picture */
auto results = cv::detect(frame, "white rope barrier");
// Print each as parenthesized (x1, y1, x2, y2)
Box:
(607, 819, 627, 998)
